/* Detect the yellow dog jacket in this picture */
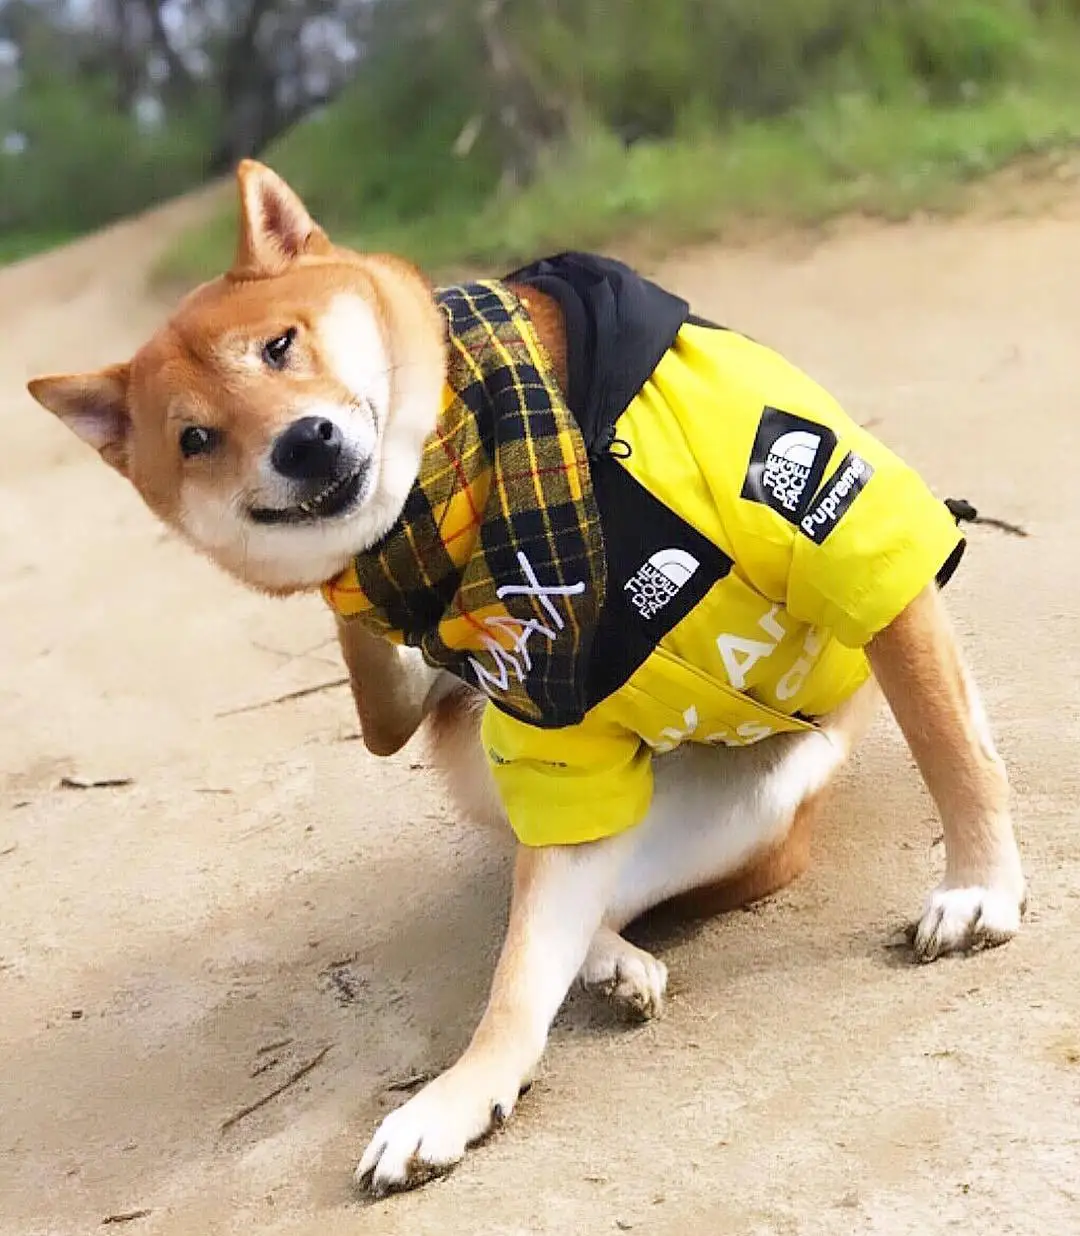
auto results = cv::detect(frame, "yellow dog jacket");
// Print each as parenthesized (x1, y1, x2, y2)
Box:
(324, 254, 964, 847)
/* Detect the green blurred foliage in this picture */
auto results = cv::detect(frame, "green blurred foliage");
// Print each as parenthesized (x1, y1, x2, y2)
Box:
(271, 3, 503, 229)
(213, 0, 1078, 266)
(7, 0, 1080, 269)
(265, 0, 1077, 224)
(0, 78, 213, 234)
(528, 0, 1047, 130)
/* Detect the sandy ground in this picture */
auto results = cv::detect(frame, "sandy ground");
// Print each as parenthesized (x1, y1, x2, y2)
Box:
(2, 192, 1079, 1236)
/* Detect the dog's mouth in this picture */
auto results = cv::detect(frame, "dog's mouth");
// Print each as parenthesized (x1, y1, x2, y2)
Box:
(248, 467, 365, 526)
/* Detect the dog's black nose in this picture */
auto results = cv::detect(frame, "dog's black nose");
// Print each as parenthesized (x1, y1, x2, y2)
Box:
(271, 417, 343, 481)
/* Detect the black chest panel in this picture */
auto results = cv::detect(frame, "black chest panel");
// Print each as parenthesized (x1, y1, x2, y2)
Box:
(584, 461, 733, 707)
(506, 252, 732, 710)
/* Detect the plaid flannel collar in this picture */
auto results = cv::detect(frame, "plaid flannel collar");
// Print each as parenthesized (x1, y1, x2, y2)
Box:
(323, 280, 606, 728)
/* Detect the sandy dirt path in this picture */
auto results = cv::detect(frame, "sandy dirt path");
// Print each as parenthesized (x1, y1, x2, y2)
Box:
(1, 196, 1078, 1236)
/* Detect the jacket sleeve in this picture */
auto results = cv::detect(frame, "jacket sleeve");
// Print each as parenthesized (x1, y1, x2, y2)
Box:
(480, 702, 653, 847)
(690, 328, 966, 650)
(782, 426, 965, 648)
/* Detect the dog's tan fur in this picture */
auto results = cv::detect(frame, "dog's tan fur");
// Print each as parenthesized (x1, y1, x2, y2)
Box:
(27, 161, 1025, 1196)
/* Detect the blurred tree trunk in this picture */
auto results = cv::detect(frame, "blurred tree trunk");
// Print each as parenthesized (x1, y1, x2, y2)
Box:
(138, 0, 197, 104)
(106, 0, 140, 114)
(209, 0, 280, 171)
(207, 0, 350, 173)
(476, 0, 568, 190)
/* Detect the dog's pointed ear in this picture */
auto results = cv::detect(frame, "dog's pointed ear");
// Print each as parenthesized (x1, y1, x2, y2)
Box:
(27, 364, 132, 474)
(232, 159, 330, 278)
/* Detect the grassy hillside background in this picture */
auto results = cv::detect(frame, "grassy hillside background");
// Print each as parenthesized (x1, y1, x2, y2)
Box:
(158, 0, 1080, 282)
(7, 1, 1080, 282)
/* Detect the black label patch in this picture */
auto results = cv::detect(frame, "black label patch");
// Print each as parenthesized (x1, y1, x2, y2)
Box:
(623, 548, 705, 621)
(586, 458, 732, 708)
(799, 451, 874, 543)
(741, 408, 837, 524)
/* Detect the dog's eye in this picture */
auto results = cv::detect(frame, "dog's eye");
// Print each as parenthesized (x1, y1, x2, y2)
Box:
(179, 425, 221, 459)
(262, 328, 297, 371)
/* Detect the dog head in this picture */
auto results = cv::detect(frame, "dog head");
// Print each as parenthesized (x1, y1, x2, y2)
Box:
(27, 161, 446, 593)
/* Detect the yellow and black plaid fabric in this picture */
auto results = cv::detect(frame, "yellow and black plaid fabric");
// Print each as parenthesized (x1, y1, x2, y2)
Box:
(323, 280, 606, 728)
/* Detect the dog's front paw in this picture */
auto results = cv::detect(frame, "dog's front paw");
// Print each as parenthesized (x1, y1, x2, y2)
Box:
(579, 928, 668, 1020)
(356, 1061, 525, 1196)
(909, 881, 1025, 962)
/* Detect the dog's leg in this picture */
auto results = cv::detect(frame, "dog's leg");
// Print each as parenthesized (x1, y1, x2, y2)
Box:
(578, 685, 877, 1019)
(421, 683, 874, 1026)
(356, 830, 633, 1195)
(356, 688, 873, 1191)
(577, 923, 670, 1020)
(335, 615, 453, 756)
(606, 686, 875, 930)
(867, 584, 1024, 960)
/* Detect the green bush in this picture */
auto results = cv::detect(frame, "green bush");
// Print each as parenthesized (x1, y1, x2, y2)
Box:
(255, 0, 1080, 237)
(526, 0, 1048, 134)
(870, 0, 1040, 100)
(0, 78, 213, 235)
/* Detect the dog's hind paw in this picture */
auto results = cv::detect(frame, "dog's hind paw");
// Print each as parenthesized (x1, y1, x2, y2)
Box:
(908, 882, 1025, 962)
(579, 926, 668, 1020)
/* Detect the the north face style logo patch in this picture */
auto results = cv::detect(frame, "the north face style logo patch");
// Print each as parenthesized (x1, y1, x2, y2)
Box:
(624, 548, 700, 619)
(741, 408, 837, 524)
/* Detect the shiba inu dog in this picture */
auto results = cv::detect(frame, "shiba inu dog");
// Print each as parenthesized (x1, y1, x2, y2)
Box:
(27, 161, 1025, 1197)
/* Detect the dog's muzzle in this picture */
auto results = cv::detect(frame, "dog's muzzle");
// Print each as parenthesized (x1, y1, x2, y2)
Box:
(249, 416, 368, 525)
